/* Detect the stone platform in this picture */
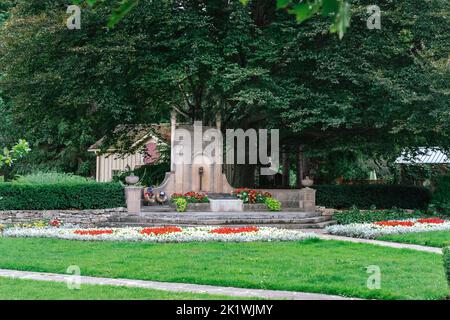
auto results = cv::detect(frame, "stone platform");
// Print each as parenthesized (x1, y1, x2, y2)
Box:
(103, 210, 336, 229)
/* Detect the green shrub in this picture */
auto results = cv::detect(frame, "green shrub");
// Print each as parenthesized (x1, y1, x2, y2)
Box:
(175, 197, 187, 213)
(265, 198, 281, 211)
(13, 172, 94, 185)
(444, 247, 450, 287)
(315, 184, 431, 209)
(0, 183, 125, 210)
(333, 208, 434, 225)
(431, 175, 450, 213)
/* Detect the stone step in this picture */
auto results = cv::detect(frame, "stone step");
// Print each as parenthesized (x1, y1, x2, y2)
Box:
(101, 220, 337, 229)
(141, 206, 172, 212)
(137, 211, 319, 219)
(107, 215, 332, 225)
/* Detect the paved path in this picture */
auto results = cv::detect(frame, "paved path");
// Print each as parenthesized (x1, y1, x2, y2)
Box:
(0, 269, 358, 300)
(315, 234, 443, 254)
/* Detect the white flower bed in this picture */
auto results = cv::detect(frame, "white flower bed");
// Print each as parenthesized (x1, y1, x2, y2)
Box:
(326, 219, 450, 239)
(1, 226, 317, 243)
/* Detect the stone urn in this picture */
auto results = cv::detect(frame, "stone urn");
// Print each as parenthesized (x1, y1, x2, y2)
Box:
(125, 173, 140, 185)
(301, 176, 314, 188)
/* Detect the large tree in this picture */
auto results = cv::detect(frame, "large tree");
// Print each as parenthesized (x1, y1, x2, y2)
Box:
(0, 0, 448, 181)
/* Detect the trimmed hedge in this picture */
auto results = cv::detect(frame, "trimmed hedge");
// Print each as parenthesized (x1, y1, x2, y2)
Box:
(444, 247, 450, 287)
(0, 183, 125, 210)
(315, 185, 431, 209)
(333, 209, 432, 225)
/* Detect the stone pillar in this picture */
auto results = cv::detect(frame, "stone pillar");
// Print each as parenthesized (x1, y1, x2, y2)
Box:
(125, 186, 142, 214)
(299, 187, 316, 212)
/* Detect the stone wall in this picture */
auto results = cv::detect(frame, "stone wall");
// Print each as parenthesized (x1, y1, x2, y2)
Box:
(0, 208, 126, 227)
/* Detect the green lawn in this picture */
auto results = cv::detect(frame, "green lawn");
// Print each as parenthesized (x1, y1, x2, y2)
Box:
(378, 230, 450, 248)
(0, 277, 243, 300)
(0, 237, 447, 300)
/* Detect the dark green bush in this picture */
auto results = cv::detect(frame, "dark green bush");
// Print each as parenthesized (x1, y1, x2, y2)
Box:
(0, 183, 125, 210)
(315, 184, 431, 209)
(333, 208, 434, 225)
(444, 247, 450, 287)
(432, 175, 450, 213)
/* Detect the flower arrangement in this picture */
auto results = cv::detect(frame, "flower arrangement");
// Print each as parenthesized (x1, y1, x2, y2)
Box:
(171, 192, 209, 203)
(233, 188, 272, 204)
(2, 226, 317, 243)
(326, 218, 450, 239)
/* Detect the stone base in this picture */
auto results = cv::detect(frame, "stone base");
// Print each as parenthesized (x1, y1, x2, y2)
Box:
(209, 199, 244, 212)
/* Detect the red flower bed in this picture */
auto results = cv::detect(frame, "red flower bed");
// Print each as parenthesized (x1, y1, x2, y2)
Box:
(140, 226, 182, 236)
(171, 192, 208, 203)
(374, 221, 415, 227)
(210, 226, 259, 234)
(417, 218, 445, 224)
(74, 229, 113, 236)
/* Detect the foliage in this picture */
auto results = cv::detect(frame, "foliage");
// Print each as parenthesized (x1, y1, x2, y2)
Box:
(175, 197, 187, 213)
(313, 151, 372, 182)
(316, 184, 432, 210)
(13, 171, 94, 185)
(75, 0, 351, 38)
(431, 175, 450, 213)
(333, 208, 437, 225)
(0, 183, 125, 210)
(265, 197, 281, 211)
(233, 188, 272, 204)
(0, 0, 448, 177)
(0, 140, 31, 181)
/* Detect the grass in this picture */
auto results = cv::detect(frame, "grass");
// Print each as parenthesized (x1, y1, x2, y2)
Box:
(378, 230, 450, 248)
(0, 277, 243, 300)
(0, 238, 447, 300)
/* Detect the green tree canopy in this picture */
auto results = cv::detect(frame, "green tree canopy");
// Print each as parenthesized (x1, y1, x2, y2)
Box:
(0, 0, 448, 176)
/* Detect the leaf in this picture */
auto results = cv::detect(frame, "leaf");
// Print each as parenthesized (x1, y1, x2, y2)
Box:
(321, 0, 339, 16)
(276, 0, 291, 9)
(107, 0, 139, 28)
(239, 0, 250, 5)
(288, 3, 315, 23)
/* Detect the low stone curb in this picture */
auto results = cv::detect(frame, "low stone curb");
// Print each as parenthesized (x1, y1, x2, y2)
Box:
(0, 269, 359, 300)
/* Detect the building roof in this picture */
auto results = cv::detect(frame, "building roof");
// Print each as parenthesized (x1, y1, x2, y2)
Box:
(88, 124, 171, 153)
(395, 148, 450, 164)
